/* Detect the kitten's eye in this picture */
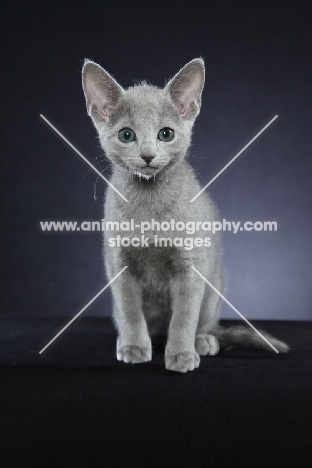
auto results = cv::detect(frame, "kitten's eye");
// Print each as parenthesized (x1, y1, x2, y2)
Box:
(118, 128, 136, 143)
(158, 128, 174, 142)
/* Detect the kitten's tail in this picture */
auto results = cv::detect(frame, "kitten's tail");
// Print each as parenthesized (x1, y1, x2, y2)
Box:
(212, 325, 290, 353)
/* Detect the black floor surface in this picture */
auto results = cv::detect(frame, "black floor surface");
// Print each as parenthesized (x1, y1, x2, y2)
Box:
(1, 318, 311, 467)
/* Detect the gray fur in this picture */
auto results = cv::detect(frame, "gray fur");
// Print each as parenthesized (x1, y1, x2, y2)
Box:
(82, 58, 289, 372)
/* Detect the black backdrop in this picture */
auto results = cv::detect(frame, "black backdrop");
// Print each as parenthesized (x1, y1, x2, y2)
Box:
(2, 0, 312, 320)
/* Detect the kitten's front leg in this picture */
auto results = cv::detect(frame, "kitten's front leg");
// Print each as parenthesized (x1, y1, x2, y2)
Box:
(165, 273, 205, 373)
(110, 269, 152, 364)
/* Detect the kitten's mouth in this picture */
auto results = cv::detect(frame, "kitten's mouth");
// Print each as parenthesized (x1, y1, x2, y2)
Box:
(133, 164, 159, 180)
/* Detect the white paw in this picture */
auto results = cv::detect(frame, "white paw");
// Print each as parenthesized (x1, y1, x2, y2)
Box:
(117, 345, 151, 364)
(195, 334, 220, 356)
(165, 351, 200, 373)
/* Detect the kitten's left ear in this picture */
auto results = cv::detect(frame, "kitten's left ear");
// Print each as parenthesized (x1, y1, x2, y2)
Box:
(82, 59, 124, 123)
(165, 58, 205, 120)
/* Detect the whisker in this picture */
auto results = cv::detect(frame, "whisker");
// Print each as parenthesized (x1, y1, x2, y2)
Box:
(79, 168, 92, 185)
(94, 166, 110, 201)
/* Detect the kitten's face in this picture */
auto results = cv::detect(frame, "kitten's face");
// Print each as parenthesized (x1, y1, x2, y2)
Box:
(98, 86, 193, 179)
(82, 58, 205, 180)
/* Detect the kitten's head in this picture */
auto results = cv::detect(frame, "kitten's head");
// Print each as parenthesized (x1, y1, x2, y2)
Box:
(82, 58, 205, 179)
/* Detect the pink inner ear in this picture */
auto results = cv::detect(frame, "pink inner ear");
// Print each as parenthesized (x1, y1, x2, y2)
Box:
(179, 96, 197, 117)
(83, 63, 123, 122)
(175, 73, 202, 117)
(86, 84, 113, 121)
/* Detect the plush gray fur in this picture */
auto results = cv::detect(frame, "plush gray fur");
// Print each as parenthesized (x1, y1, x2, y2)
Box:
(82, 58, 289, 372)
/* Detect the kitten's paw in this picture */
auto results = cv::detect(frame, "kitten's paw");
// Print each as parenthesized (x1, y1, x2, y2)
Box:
(165, 351, 200, 373)
(195, 334, 220, 356)
(117, 345, 151, 364)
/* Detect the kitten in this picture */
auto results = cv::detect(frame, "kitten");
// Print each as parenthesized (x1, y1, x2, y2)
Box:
(82, 58, 289, 373)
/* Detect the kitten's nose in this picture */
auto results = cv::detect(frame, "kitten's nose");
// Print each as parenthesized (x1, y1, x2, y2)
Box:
(141, 154, 155, 165)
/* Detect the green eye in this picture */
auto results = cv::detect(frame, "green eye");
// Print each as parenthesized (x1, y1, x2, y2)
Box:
(118, 128, 136, 143)
(158, 127, 174, 142)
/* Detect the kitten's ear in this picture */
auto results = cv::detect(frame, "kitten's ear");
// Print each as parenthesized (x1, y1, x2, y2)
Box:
(165, 58, 205, 120)
(82, 59, 124, 123)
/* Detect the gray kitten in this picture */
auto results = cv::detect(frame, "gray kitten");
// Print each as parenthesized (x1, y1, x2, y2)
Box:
(82, 58, 289, 373)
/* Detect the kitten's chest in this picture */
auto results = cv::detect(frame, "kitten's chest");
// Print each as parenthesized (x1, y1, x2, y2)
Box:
(105, 193, 187, 241)
(120, 244, 190, 289)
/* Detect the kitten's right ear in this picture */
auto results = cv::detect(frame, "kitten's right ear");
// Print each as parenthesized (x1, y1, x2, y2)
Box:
(165, 58, 205, 120)
(82, 59, 124, 123)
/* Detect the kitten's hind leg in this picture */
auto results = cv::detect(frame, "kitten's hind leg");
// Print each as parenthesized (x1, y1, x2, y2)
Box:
(142, 300, 164, 336)
(195, 276, 223, 357)
(195, 334, 220, 356)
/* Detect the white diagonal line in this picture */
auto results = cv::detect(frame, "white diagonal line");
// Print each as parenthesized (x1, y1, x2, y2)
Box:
(190, 115, 278, 202)
(40, 114, 129, 202)
(191, 266, 279, 353)
(39, 266, 128, 354)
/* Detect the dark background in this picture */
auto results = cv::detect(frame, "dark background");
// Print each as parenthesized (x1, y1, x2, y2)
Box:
(2, 0, 312, 320)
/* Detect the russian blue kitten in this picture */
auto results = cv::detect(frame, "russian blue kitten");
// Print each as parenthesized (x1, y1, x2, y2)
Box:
(82, 58, 289, 373)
